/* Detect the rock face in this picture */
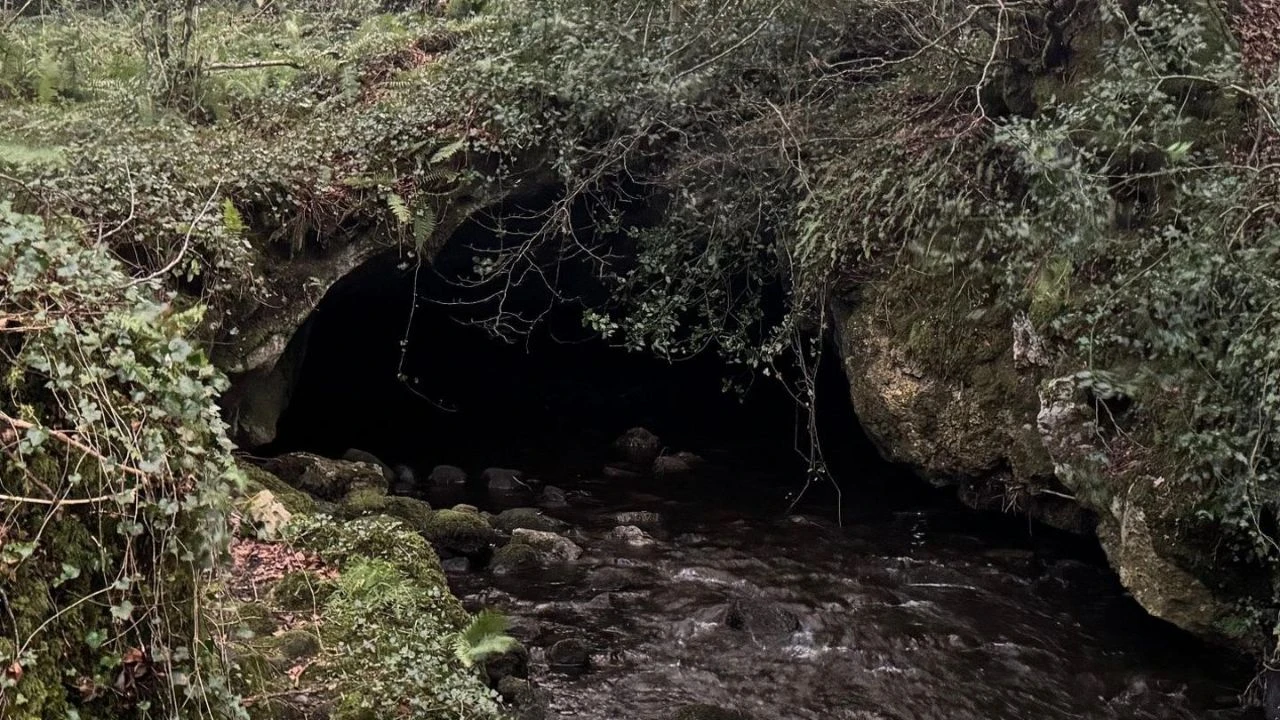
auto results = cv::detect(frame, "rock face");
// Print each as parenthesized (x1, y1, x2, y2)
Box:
(831, 287, 1239, 647)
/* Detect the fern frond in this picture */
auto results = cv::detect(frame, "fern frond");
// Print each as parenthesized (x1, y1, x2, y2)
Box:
(222, 198, 245, 236)
(429, 138, 467, 165)
(452, 609, 518, 668)
(412, 209, 436, 251)
(386, 192, 411, 224)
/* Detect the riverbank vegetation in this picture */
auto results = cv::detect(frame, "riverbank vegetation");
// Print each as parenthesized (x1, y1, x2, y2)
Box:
(3, 0, 1280, 716)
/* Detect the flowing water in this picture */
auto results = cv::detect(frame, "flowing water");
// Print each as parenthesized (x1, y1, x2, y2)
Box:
(435, 465, 1256, 720)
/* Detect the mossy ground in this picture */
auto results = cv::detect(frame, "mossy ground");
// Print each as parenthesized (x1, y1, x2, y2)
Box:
(219, 473, 505, 719)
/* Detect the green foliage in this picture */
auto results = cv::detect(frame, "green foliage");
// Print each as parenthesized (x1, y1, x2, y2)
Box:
(452, 610, 518, 668)
(0, 203, 243, 718)
(285, 515, 505, 719)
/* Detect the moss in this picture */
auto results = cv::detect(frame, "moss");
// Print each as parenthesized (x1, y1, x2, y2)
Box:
(321, 558, 505, 719)
(270, 570, 336, 612)
(338, 486, 389, 519)
(265, 629, 322, 661)
(493, 507, 566, 533)
(241, 461, 318, 514)
(382, 495, 434, 533)
(236, 601, 279, 637)
(490, 541, 542, 573)
(288, 515, 457, 614)
(422, 509, 496, 556)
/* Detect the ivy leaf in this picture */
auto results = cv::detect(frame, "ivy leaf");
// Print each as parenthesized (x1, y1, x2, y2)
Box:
(110, 600, 135, 621)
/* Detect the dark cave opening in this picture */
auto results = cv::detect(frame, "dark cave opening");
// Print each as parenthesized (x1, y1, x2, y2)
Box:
(262, 206, 913, 513)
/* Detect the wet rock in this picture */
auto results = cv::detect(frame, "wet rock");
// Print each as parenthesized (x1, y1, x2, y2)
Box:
(391, 464, 417, 495)
(587, 567, 645, 591)
(547, 638, 591, 669)
(724, 598, 800, 635)
(483, 641, 530, 685)
(670, 705, 754, 720)
(537, 485, 569, 509)
(440, 556, 470, 573)
(494, 508, 569, 534)
(497, 677, 547, 720)
(602, 464, 645, 480)
(429, 464, 468, 486)
(613, 427, 662, 466)
(609, 510, 662, 528)
(264, 452, 387, 501)
(422, 509, 497, 557)
(609, 525, 655, 547)
(653, 454, 694, 476)
(483, 467, 531, 492)
(341, 448, 395, 482)
(452, 503, 481, 514)
(510, 528, 583, 562)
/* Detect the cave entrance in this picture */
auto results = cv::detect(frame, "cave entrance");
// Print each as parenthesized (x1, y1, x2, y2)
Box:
(261, 206, 904, 513)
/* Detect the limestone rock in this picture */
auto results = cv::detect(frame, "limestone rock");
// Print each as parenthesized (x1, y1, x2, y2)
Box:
(243, 490, 292, 539)
(341, 448, 395, 481)
(609, 525, 654, 547)
(264, 452, 388, 501)
(510, 528, 582, 562)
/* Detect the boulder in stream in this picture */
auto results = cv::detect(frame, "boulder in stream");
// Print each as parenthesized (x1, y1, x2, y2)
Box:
(510, 528, 583, 562)
(653, 453, 695, 476)
(429, 464, 468, 486)
(724, 598, 800, 636)
(608, 510, 662, 528)
(547, 638, 591, 669)
(494, 508, 569, 534)
(609, 525, 655, 547)
(422, 509, 497, 557)
(483, 467, 531, 492)
(537, 485, 569, 508)
(613, 427, 662, 466)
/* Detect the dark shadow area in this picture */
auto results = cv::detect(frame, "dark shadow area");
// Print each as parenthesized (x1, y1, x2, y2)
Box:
(266, 204, 909, 508)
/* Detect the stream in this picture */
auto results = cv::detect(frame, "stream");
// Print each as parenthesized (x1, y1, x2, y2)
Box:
(431, 461, 1255, 720)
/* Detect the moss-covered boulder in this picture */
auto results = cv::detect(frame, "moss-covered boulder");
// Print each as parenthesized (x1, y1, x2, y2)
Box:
(493, 507, 569, 533)
(491, 541, 543, 574)
(338, 485, 390, 519)
(240, 461, 318, 514)
(382, 495, 435, 533)
(264, 452, 388, 501)
(264, 628, 322, 661)
(423, 509, 498, 557)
